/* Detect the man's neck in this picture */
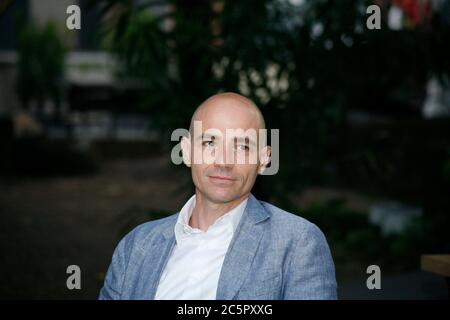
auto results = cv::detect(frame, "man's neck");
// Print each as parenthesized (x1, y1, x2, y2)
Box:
(189, 191, 249, 232)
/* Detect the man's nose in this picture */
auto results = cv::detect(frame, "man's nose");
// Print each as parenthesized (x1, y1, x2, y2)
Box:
(214, 145, 233, 167)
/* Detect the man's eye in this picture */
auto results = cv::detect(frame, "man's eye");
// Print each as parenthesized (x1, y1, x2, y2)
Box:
(236, 144, 249, 151)
(202, 140, 215, 147)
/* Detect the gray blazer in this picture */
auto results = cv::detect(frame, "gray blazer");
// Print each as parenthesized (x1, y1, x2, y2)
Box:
(99, 194, 337, 300)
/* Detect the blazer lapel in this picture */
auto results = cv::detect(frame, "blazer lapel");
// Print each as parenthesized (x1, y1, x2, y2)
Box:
(216, 194, 270, 299)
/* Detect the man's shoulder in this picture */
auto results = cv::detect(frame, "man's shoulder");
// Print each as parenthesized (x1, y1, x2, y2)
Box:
(131, 213, 178, 235)
(258, 200, 327, 242)
(119, 213, 178, 252)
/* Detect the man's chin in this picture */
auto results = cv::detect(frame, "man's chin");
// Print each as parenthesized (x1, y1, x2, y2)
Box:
(203, 189, 241, 204)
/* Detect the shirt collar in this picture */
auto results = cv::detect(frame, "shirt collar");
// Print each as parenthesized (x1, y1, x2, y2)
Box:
(174, 194, 248, 244)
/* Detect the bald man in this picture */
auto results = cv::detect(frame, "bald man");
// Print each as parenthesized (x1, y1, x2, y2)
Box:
(99, 92, 337, 300)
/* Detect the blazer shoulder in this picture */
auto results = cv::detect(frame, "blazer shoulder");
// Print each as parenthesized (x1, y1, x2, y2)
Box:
(259, 200, 327, 242)
(119, 213, 178, 252)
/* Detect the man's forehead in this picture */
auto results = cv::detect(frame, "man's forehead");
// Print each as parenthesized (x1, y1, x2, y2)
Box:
(197, 102, 257, 121)
(196, 128, 259, 139)
(190, 93, 265, 132)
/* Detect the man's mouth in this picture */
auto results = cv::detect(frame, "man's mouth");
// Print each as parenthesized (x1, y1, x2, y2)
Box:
(208, 175, 235, 181)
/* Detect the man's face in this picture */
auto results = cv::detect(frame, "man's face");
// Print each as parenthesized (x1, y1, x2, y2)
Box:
(181, 98, 269, 204)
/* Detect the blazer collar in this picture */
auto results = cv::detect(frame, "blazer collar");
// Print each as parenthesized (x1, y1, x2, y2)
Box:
(245, 193, 271, 224)
(160, 193, 268, 239)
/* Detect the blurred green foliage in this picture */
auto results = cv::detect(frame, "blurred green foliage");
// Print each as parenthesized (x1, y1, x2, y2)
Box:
(16, 21, 66, 120)
(295, 198, 448, 271)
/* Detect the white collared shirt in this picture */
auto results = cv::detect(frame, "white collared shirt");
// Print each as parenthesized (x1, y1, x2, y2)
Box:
(154, 195, 248, 300)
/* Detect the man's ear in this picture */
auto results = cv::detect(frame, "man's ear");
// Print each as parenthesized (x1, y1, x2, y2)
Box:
(180, 136, 192, 167)
(258, 145, 271, 174)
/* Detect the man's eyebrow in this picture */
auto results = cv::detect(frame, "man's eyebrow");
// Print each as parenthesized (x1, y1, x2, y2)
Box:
(198, 133, 216, 140)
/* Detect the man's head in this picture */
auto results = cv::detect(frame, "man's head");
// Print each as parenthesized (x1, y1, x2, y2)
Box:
(181, 92, 271, 204)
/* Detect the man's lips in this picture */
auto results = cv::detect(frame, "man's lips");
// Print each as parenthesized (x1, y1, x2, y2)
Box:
(208, 175, 235, 181)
